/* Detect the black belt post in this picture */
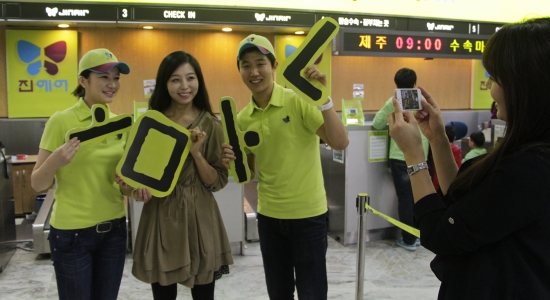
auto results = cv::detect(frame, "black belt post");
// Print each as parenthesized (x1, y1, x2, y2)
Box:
(355, 193, 369, 300)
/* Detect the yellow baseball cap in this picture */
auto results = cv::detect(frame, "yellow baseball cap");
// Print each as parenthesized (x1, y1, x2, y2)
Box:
(237, 34, 276, 60)
(78, 48, 130, 75)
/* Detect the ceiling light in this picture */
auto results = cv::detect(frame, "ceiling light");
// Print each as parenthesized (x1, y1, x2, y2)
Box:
(58, 24, 70, 28)
(295, 31, 305, 35)
(222, 27, 232, 32)
(143, 26, 153, 29)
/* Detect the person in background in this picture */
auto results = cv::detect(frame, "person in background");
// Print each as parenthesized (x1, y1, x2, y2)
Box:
(388, 17, 550, 299)
(31, 48, 146, 300)
(488, 100, 498, 128)
(462, 131, 487, 163)
(372, 67, 429, 251)
(222, 34, 348, 300)
(428, 125, 462, 191)
(131, 51, 233, 300)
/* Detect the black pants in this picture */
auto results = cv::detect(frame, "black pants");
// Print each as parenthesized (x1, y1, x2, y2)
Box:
(151, 281, 215, 300)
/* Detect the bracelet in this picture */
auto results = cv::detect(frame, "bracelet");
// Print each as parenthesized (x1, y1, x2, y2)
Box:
(317, 96, 334, 112)
(406, 162, 428, 176)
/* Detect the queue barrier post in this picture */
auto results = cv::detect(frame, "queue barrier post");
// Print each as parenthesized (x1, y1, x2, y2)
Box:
(355, 193, 369, 300)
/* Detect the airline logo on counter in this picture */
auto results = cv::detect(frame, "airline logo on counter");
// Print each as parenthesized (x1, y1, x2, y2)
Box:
(6, 30, 78, 118)
(46, 7, 90, 17)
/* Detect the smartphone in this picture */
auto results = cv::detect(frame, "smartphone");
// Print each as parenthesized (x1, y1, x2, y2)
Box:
(394, 88, 423, 111)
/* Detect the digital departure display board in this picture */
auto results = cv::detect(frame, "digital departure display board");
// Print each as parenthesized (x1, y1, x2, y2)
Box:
(315, 13, 402, 30)
(407, 18, 501, 36)
(2, 1, 504, 59)
(126, 6, 316, 27)
(341, 31, 490, 58)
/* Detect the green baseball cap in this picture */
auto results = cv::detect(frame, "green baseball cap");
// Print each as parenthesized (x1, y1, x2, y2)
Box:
(237, 34, 276, 60)
(78, 48, 130, 75)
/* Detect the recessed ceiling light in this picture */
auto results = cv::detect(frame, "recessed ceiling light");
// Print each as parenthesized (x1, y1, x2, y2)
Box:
(58, 24, 70, 28)
(143, 26, 153, 29)
(295, 31, 305, 35)
(222, 27, 232, 32)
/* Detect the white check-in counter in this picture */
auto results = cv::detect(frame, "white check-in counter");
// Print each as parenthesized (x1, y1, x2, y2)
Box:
(322, 123, 399, 246)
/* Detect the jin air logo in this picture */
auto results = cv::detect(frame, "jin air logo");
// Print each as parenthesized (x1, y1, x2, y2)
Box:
(255, 13, 266, 22)
(17, 40, 67, 76)
(46, 7, 59, 17)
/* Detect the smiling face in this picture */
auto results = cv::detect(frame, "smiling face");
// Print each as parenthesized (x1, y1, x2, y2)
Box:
(79, 66, 120, 107)
(167, 63, 198, 107)
(239, 50, 277, 101)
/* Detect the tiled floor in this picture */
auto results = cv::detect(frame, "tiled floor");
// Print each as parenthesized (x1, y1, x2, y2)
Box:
(0, 236, 441, 299)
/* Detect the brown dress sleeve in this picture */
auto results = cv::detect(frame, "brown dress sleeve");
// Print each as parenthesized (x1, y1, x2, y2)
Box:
(202, 115, 228, 192)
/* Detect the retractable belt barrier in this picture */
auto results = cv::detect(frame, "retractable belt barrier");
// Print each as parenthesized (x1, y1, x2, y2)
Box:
(355, 193, 421, 300)
(364, 203, 421, 238)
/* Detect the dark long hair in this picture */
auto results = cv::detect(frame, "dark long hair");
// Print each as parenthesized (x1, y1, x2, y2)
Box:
(149, 51, 214, 116)
(449, 17, 550, 199)
(71, 70, 91, 98)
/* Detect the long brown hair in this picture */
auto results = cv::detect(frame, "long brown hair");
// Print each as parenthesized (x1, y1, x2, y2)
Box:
(449, 17, 550, 199)
(149, 51, 214, 116)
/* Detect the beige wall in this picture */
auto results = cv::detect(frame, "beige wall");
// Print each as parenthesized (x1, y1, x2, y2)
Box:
(0, 26, 473, 117)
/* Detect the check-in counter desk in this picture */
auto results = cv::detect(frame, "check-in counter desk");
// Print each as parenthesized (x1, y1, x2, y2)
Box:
(32, 189, 54, 254)
(322, 124, 399, 246)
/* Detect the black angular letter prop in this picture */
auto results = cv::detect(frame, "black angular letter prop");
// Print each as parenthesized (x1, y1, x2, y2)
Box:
(277, 17, 339, 106)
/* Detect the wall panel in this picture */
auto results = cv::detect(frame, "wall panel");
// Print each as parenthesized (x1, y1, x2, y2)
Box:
(331, 55, 472, 112)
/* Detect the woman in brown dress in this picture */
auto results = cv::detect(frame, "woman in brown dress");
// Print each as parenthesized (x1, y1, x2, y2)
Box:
(132, 51, 233, 300)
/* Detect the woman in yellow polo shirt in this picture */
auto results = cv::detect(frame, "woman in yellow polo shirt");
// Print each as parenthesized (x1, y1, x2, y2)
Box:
(31, 48, 143, 300)
(131, 51, 233, 300)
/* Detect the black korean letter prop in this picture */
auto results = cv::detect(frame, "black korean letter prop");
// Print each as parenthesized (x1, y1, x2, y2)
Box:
(65, 104, 132, 144)
(219, 96, 262, 183)
(116, 110, 191, 197)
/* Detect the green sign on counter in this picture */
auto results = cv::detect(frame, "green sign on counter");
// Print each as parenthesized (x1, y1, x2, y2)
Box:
(368, 131, 388, 162)
(342, 99, 365, 126)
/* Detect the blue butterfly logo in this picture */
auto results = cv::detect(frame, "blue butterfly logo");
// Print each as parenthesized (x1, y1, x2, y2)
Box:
(282, 116, 290, 123)
(17, 40, 67, 76)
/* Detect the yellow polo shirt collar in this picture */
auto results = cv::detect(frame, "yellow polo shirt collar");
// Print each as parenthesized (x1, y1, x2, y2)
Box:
(245, 83, 284, 116)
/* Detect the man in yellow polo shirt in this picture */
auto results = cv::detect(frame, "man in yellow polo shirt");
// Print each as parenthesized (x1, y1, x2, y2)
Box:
(222, 34, 348, 300)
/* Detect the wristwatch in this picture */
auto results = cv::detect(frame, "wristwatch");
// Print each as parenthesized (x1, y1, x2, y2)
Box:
(407, 162, 428, 176)
(317, 97, 334, 111)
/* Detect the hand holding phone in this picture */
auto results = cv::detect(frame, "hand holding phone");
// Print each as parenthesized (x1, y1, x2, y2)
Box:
(394, 88, 423, 111)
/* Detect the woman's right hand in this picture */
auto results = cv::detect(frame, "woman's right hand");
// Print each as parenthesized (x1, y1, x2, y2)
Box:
(414, 86, 446, 142)
(221, 143, 235, 169)
(51, 137, 80, 168)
